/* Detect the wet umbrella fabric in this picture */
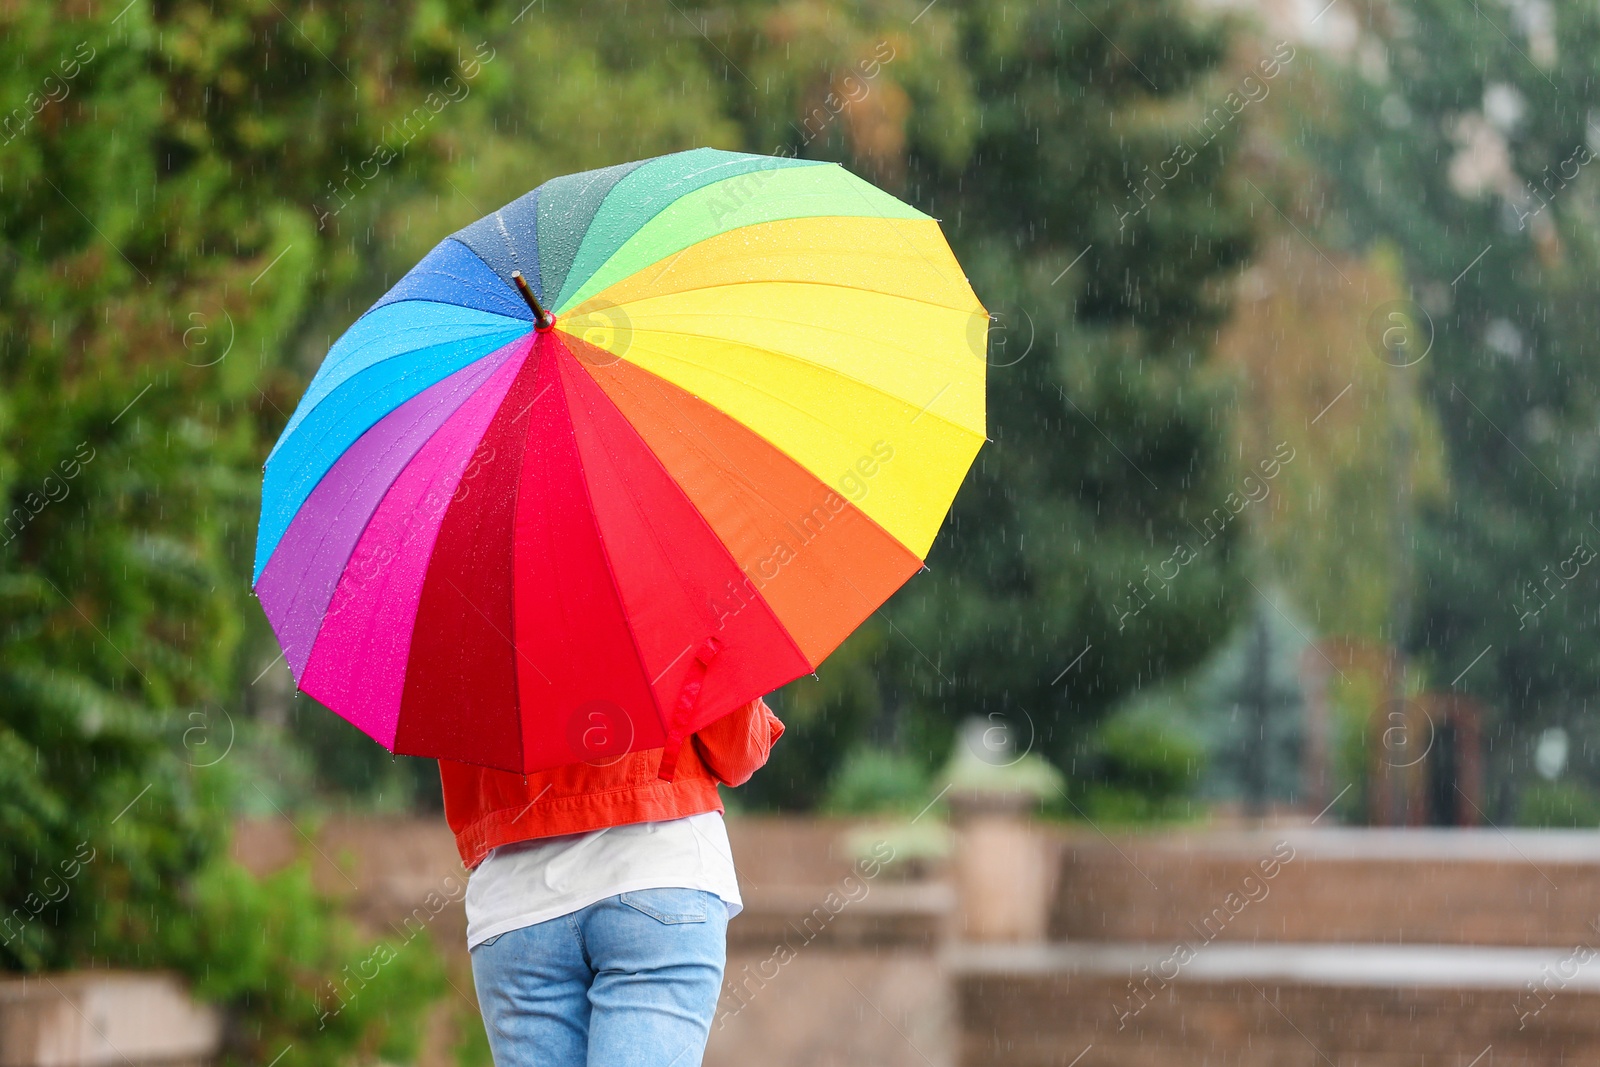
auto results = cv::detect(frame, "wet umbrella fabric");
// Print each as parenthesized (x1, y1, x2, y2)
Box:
(253, 148, 987, 775)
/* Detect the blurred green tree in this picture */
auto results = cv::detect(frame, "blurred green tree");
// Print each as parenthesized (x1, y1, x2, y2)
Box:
(0, 0, 497, 1057)
(711, 0, 1260, 774)
(1313, 0, 1600, 813)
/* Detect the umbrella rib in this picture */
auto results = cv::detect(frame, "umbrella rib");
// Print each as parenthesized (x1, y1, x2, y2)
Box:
(269, 345, 523, 634)
(611, 307, 981, 373)
(571, 274, 985, 319)
(830, 164, 957, 286)
(635, 346, 983, 485)
(440, 573, 550, 686)
(565, 215, 956, 298)
(492, 211, 530, 286)
(595, 352, 945, 563)
(614, 329, 985, 442)
(498, 345, 546, 770)
(275, 324, 526, 459)
(572, 358, 873, 580)
(549, 351, 674, 743)
(555, 156, 826, 309)
(573, 356, 921, 570)
(561, 214, 962, 314)
(378, 293, 532, 323)
(261, 330, 529, 559)
(316, 313, 527, 381)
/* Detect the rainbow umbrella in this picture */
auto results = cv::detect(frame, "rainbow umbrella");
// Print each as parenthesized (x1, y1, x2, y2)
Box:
(253, 148, 986, 775)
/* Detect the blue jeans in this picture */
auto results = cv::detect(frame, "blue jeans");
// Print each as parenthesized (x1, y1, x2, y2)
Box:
(470, 889, 729, 1067)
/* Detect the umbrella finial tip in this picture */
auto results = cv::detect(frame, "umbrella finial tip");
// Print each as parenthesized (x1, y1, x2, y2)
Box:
(511, 270, 555, 330)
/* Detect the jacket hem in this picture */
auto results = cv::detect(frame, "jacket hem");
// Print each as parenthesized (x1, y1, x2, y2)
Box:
(454, 777, 725, 869)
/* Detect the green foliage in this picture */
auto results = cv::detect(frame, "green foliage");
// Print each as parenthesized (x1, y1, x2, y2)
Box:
(0, 0, 505, 1058)
(823, 747, 931, 815)
(1213, 237, 1450, 644)
(454, 1004, 496, 1067)
(1166, 595, 1309, 807)
(1516, 780, 1600, 829)
(1074, 696, 1206, 824)
(0, 0, 502, 956)
(151, 859, 446, 1067)
(942, 738, 1065, 814)
(1095, 710, 1205, 802)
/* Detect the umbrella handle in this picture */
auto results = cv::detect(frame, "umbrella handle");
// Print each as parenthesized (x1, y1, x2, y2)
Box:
(511, 270, 556, 330)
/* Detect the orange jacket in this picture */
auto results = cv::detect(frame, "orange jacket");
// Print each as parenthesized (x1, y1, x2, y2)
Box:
(439, 698, 784, 869)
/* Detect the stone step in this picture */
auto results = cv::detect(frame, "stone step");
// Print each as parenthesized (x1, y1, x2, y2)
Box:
(1051, 827, 1600, 948)
(953, 941, 1596, 1067)
(711, 950, 953, 1067)
(731, 882, 954, 950)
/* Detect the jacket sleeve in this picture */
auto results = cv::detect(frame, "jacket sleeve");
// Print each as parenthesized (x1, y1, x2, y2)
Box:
(690, 697, 784, 787)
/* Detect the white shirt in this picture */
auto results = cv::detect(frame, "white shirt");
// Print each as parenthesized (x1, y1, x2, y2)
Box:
(464, 811, 742, 948)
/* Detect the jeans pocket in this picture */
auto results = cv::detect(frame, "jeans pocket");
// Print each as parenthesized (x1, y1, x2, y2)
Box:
(618, 888, 713, 925)
(473, 932, 505, 950)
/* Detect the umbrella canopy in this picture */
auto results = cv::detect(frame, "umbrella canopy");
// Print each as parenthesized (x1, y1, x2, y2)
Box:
(253, 148, 987, 774)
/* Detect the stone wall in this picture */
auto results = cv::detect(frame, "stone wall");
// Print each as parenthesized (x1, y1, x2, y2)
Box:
(17, 816, 1599, 1065)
